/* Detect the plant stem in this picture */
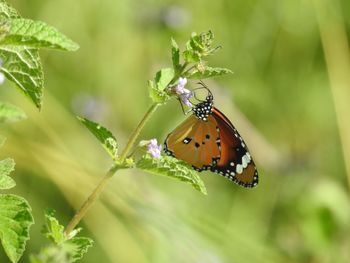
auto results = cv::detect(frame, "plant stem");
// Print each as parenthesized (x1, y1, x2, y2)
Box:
(65, 165, 118, 235)
(65, 103, 160, 235)
(119, 103, 159, 161)
(64, 63, 191, 235)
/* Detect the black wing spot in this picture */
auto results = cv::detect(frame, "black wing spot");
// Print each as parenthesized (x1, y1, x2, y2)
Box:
(205, 134, 210, 139)
(195, 142, 200, 148)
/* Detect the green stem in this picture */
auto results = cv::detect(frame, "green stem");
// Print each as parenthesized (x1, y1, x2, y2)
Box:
(119, 103, 159, 161)
(65, 165, 118, 235)
(64, 63, 189, 235)
(65, 103, 160, 235)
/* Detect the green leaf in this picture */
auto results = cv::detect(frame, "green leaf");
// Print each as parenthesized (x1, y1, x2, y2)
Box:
(0, 102, 27, 123)
(0, 1, 20, 20)
(0, 194, 34, 263)
(155, 68, 174, 91)
(0, 18, 79, 51)
(43, 210, 66, 245)
(148, 68, 174, 104)
(29, 245, 70, 263)
(183, 31, 220, 63)
(136, 155, 207, 195)
(38, 211, 93, 262)
(171, 38, 180, 72)
(0, 158, 15, 177)
(187, 67, 233, 79)
(77, 117, 118, 160)
(0, 158, 16, 190)
(148, 79, 170, 104)
(0, 46, 44, 109)
(182, 49, 201, 63)
(63, 237, 94, 262)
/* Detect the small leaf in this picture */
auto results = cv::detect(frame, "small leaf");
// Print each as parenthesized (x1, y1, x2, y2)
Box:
(0, 158, 15, 177)
(0, 18, 79, 51)
(183, 31, 220, 63)
(171, 38, 180, 72)
(43, 210, 66, 245)
(182, 49, 201, 63)
(77, 117, 118, 160)
(0, 102, 27, 123)
(148, 68, 174, 104)
(0, 46, 44, 109)
(38, 211, 93, 262)
(63, 237, 94, 262)
(0, 158, 16, 189)
(0, 194, 34, 263)
(136, 154, 207, 195)
(29, 245, 69, 263)
(148, 79, 170, 104)
(187, 67, 233, 79)
(155, 68, 174, 91)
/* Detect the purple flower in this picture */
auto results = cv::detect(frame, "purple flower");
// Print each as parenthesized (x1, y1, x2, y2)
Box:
(147, 139, 162, 159)
(174, 77, 193, 108)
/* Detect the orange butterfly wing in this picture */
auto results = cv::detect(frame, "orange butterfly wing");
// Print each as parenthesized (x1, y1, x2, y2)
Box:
(164, 115, 221, 170)
(211, 107, 258, 188)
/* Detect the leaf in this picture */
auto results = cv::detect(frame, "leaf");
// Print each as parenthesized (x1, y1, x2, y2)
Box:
(171, 38, 180, 72)
(183, 31, 220, 63)
(29, 245, 69, 263)
(43, 210, 66, 245)
(136, 155, 207, 195)
(0, 18, 79, 51)
(0, 102, 27, 123)
(148, 79, 170, 104)
(63, 237, 94, 262)
(188, 67, 233, 79)
(182, 49, 201, 63)
(0, 194, 34, 263)
(0, 46, 44, 109)
(148, 68, 174, 104)
(77, 117, 118, 160)
(155, 68, 174, 91)
(0, 158, 16, 189)
(38, 210, 93, 262)
(0, 1, 20, 20)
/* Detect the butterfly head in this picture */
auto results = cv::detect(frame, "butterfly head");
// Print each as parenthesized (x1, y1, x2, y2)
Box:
(192, 94, 213, 121)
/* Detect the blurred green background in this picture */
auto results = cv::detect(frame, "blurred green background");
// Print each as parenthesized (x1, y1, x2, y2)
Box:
(1, 0, 350, 262)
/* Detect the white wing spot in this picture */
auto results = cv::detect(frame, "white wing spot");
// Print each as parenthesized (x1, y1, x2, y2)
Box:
(236, 164, 243, 174)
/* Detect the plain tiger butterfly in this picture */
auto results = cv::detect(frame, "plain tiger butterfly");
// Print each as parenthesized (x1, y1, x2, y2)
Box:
(164, 86, 259, 188)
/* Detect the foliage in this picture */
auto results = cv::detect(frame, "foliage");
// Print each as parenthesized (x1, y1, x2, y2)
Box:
(0, 0, 78, 109)
(30, 211, 93, 263)
(77, 117, 118, 160)
(0, 0, 78, 262)
(136, 154, 207, 194)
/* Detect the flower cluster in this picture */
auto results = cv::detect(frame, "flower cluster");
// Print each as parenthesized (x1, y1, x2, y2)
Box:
(147, 139, 162, 159)
(174, 77, 193, 107)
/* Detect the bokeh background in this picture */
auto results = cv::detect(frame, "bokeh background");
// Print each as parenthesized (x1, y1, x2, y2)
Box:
(1, 0, 350, 262)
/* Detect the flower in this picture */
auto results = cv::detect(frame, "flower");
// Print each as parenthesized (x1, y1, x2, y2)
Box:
(174, 77, 193, 108)
(147, 139, 162, 159)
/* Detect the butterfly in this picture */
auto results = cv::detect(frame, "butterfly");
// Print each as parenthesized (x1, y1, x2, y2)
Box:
(164, 86, 259, 188)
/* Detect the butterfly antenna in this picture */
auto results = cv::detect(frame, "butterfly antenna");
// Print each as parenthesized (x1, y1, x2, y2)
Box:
(191, 81, 213, 102)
